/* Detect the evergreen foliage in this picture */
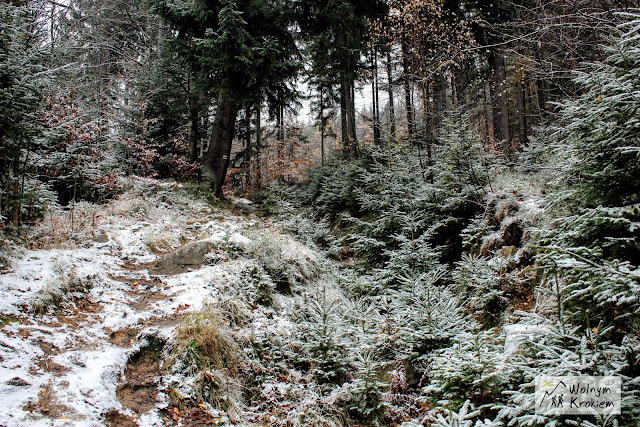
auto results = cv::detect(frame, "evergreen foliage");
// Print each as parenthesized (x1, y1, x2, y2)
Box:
(425, 330, 509, 410)
(539, 10, 640, 364)
(0, 2, 49, 224)
(338, 349, 390, 422)
(297, 106, 486, 280)
(453, 254, 532, 328)
(251, 17, 640, 424)
(387, 270, 467, 357)
(495, 14, 640, 425)
(556, 13, 640, 208)
(3, 1, 640, 426)
(151, 0, 301, 194)
(297, 287, 351, 384)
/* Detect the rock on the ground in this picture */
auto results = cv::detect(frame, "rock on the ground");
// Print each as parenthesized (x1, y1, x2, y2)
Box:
(499, 245, 518, 258)
(148, 239, 218, 275)
(233, 198, 256, 211)
(93, 230, 109, 243)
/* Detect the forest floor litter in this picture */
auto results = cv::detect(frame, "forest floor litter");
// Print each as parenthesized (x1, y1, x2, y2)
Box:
(0, 178, 308, 426)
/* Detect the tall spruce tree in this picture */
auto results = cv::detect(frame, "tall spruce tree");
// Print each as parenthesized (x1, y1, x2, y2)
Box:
(558, 16, 640, 208)
(0, 1, 48, 225)
(541, 12, 640, 328)
(151, 0, 300, 195)
(298, 0, 386, 159)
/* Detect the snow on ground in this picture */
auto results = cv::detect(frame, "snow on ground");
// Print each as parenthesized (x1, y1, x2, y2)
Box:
(0, 178, 290, 426)
(0, 248, 100, 316)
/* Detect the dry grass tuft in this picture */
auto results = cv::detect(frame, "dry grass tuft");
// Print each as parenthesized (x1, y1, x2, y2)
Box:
(30, 263, 95, 315)
(170, 307, 243, 376)
(169, 307, 245, 416)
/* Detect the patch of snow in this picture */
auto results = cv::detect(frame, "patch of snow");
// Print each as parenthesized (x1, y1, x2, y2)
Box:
(155, 267, 220, 313)
(0, 247, 108, 316)
(0, 333, 45, 425)
(138, 409, 166, 426)
(0, 179, 327, 425)
(234, 197, 253, 205)
(228, 233, 251, 246)
(54, 347, 130, 419)
(503, 324, 549, 354)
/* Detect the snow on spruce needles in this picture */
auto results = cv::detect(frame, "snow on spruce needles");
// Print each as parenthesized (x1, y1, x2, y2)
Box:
(2, 172, 638, 426)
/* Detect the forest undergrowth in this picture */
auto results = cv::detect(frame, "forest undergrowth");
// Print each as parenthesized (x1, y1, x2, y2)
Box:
(1, 3, 640, 426)
(254, 131, 640, 426)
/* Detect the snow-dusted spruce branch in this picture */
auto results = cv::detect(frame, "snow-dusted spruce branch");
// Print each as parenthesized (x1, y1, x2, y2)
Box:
(543, 245, 640, 280)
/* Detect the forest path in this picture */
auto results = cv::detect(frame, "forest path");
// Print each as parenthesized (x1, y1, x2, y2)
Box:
(0, 179, 261, 426)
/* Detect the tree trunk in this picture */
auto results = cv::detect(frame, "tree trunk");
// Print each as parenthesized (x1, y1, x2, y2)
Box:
(386, 51, 396, 141)
(488, 49, 511, 158)
(436, 74, 448, 114)
(534, 48, 549, 119)
(12, 151, 20, 226)
(340, 75, 348, 151)
(338, 32, 357, 159)
(277, 102, 284, 141)
(484, 80, 494, 146)
(243, 104, 252, 187)
(421, 83, 433, 183)
(187, 118, 198, 162)
(401, 41, 414, 140)
(340, 74, 357, 157)
(350, 83, 358, 157)
(255, 104, 262, 189)
(527, 78, 541, 127)
(516, 76, 527, 148)
(320, 87, 325, 164)
(187, 73, 200, 162)
(203, 89, 239, 196)
(372, 46, 381, 145)
(187, 103, 200, 162)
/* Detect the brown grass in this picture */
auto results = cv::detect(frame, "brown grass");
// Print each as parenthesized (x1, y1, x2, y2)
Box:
(171, 308, 243, 375)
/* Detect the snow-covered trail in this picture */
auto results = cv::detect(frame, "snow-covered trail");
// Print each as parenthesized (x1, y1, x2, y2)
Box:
(0, 180, 260, 426)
